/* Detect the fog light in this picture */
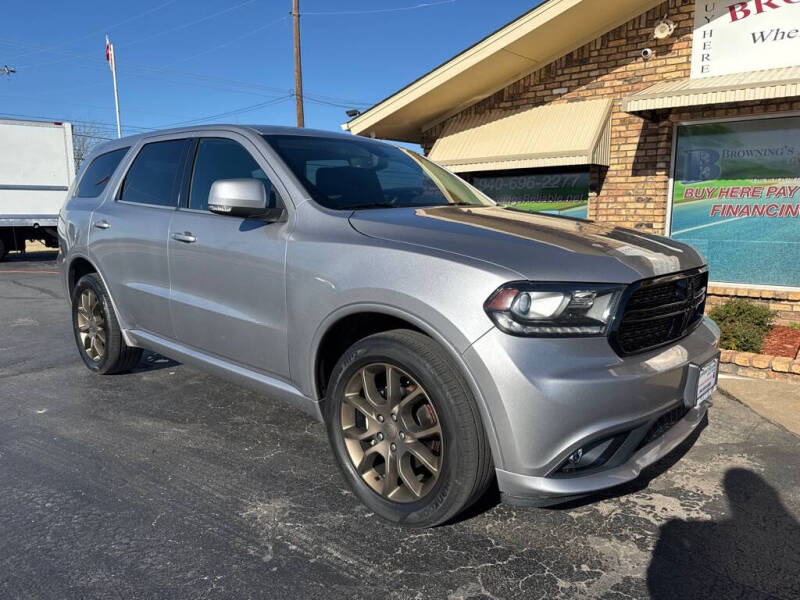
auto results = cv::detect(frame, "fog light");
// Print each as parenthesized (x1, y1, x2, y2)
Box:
(556, 433, 629, 475)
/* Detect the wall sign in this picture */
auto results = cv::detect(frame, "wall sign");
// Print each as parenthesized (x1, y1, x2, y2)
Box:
(471, 171, 589, 218)
(692, 0, 800, 78)
(671, 116, 800, 287)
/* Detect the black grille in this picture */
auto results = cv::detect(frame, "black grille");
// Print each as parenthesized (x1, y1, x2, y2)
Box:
(636, 404, 690, 452)
(611, 268, 708, 355)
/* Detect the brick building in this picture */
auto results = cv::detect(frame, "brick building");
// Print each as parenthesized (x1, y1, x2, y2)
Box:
(344, 0, 800, 322)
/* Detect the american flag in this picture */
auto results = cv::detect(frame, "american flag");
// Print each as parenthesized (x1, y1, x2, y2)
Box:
(105, 35, 115, 72)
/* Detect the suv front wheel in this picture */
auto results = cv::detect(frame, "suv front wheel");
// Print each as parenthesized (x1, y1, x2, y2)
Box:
(325, 329, 493, 527)
(71, 273, 142, 374)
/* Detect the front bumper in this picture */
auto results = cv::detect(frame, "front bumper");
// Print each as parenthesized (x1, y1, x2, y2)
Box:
(496, 404, 708, 505)
(463, 317, 720, 504)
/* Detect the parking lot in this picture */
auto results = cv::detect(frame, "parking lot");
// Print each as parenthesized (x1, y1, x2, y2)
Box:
(1, 253, 799, 600)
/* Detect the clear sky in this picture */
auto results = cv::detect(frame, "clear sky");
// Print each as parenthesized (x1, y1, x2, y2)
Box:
(0, 0, 539, 144)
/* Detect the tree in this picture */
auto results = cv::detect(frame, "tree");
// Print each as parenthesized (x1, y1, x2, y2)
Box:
(72, 122, 106, 172)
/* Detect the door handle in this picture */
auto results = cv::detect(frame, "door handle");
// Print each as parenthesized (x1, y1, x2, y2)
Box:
(93, 220, 110, 230)
(171, 232, 197, 243)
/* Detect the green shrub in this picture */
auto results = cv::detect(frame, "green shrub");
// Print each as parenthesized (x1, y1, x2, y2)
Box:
(708, 299, 775, 353)
(719, 321, 770, 353)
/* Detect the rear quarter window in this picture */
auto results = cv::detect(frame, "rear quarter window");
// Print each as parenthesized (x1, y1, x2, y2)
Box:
(75, 147, 129, 198)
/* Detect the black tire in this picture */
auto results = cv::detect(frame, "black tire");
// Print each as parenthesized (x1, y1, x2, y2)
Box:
(325, 329, 493, 527)
(0, 236, 7, 261)
(71, 273, 142, 374)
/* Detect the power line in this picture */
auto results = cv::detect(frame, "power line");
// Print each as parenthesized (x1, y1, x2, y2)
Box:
(5, 0, 181, 62)
(118, 0, 260, 50)
(0, 91, 189, 118)
(120, 71, 289, 100)
(303, 0, 458, 16)
(119, 64, 373, 106)
(73, 132, 115, 141)
(1, 1, 384, 129)
(162, 15, 289, 67)
(17, 0, 258, 70)
(156, 94, 293, 128)
(0, 91, 294, 134)
(0, 111, 154, 133)
(304, 96, 368, 109)
(2, 36, 374, 106)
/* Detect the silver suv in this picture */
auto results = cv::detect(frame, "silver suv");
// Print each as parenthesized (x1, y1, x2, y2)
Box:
(58, 126, 720, 527)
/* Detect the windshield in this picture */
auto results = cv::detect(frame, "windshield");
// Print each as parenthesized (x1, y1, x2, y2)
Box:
(263, 134, 494, 210)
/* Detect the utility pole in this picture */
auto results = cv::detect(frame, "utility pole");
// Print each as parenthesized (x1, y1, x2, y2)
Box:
(292, 0, 305, 127)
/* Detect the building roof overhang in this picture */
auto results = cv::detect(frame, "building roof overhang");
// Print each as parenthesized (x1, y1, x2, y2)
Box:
(342, 0, 663, 142)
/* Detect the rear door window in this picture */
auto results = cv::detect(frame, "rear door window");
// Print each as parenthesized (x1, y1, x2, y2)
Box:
(119, 139, 191, 207)
(188, 138, 277, 211)
(76, 147, 129, 198)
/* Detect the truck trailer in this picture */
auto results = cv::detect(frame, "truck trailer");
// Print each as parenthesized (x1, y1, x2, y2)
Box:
(0, 118, 75, 260)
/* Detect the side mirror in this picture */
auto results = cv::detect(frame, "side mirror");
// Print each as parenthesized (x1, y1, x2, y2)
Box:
(208, 178, 284, 221)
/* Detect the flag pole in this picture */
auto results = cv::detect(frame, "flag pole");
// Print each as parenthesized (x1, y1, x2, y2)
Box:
(106, 35, 122, 138)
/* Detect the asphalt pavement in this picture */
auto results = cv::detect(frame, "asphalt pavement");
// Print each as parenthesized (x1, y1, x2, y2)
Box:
(1, 252, 799, 600)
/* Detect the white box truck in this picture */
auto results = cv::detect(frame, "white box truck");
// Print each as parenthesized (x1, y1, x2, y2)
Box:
(0, 118, 75, 260)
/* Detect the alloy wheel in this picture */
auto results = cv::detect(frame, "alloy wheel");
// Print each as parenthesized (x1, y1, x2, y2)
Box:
(340, 363, 443, 503)
(76, 289, 106, 362)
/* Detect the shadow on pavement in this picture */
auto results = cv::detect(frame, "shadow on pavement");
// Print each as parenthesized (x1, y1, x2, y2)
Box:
(130, 351, 181, 374)
(647, 468, 800, 599)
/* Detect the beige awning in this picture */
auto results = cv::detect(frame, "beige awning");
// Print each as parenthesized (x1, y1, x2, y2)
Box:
(428, 99, 612, 173)
(623, 66, 800, 113)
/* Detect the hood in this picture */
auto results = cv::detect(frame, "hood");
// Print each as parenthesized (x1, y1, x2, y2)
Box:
(349, 206, 705, 283)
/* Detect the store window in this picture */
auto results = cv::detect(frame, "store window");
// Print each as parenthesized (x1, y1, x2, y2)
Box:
(469, 169, 590, 218)
(671, 117, 800, 287)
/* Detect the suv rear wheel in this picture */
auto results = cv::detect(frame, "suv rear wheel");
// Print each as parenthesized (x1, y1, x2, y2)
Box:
(71, 273, 142, 374)
(325, 329, 493, 527)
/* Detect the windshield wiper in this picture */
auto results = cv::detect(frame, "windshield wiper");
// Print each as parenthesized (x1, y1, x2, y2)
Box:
(345, 201, 480, 210)
(342, 202, 397, 210)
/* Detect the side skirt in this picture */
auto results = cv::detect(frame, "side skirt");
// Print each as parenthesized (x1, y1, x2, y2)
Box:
(126, 329, 324, 422)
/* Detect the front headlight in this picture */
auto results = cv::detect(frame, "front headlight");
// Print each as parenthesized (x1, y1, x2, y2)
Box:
(484, 282, 625, 337)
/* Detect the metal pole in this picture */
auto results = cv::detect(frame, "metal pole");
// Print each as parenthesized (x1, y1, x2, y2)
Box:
(292, 0, 305, 127)
(108, 40, 122, 138)
(111, 60, 121, 138)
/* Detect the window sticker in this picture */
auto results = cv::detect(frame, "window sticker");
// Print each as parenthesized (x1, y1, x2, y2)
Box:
(471, 171, 589, 218)
(671, 117, 800, 287)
